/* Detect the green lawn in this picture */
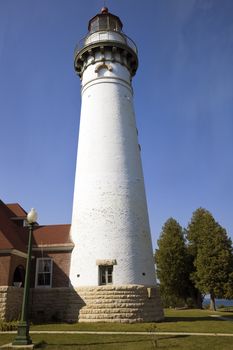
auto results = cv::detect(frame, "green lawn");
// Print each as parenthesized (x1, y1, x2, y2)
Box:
(1, 309, 233, 349)
(30, 308, 233, 334)
(1, 334, 233, 350)
(157, 308, 233, 333)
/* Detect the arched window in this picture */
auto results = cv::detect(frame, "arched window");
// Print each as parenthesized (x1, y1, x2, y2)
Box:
(13, 265, 25, 287)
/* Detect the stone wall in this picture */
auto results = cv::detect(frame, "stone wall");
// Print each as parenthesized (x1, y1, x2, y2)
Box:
(0, 287, 23, 321)
(0, 287, 83, 322)
(77, 285, 164, 323)
(0, 285, 164, 323)
(30, 288, 84, 322)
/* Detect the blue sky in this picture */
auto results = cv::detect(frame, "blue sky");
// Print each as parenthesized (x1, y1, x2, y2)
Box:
(0, 0, 232, 248)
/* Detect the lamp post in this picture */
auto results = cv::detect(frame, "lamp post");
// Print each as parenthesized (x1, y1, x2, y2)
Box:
(13, 208, 38, 346)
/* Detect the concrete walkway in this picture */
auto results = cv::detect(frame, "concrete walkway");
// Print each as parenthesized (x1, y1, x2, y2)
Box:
(1, 330, 233, 337)
(209, 314, 233, 321)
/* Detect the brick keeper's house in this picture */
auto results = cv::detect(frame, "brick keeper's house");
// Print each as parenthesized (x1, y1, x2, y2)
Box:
(0, 200, 73, 288)
(0, 199, 76, 322)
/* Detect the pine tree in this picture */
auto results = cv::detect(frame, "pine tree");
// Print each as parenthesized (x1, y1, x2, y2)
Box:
(187, 208, 233, 310)
(155, 218, 190, 306)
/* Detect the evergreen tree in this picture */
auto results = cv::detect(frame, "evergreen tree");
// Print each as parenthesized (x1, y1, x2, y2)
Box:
(224, 271, 233, 299)
(155, 218, 190, 306)
(187, 208, 233, 310)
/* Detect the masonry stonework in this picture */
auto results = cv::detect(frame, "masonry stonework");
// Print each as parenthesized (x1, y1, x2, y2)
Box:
(76, 285, 164, 323)
(0, 286, 164, 323)
(0, 287, 23, 321)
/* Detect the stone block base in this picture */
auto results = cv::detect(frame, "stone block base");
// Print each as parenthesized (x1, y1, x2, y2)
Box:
(0, 285, 164, 323)
(75, 285, 164, 323)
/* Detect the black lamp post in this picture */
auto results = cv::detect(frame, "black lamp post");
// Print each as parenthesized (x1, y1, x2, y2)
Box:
(13, 208, 38, 346)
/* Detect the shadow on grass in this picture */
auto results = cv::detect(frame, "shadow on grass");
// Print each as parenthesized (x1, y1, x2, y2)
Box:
(35, 341, 47, 349)
(34, 335, 190, 349)
(159, 335, 189, 340)
(164, 315, 233, 323)
(34, 338, 155, 348)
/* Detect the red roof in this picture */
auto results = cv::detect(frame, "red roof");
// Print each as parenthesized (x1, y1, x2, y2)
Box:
(6, 203, 27, 217)
(33, 224, 72, 246)
(0, 200, 26, 252)
(0, 200, 72, 253)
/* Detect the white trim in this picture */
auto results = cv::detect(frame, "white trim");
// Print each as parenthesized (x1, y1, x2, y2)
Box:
(82, 77, 132, 95)
(12, 249, 27, 258)
(96, 259, 117, 266)
(35, 258, 53, 288)
(0, 249, 27, 258)
(32, 244, 73, 252)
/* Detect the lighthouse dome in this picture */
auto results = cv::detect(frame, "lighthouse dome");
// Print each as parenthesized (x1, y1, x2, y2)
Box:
(88, 7, 123, 33)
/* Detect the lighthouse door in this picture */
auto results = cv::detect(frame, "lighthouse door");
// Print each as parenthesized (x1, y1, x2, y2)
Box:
(99, 265, 113, 285)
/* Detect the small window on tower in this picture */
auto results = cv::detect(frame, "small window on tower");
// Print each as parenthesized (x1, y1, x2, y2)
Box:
(99, 265, 113, 285)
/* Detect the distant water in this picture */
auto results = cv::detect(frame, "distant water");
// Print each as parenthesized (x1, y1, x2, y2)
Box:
(203, 298, 233, 307)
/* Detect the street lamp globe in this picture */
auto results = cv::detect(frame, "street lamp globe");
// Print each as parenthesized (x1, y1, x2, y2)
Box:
(27, 208, 38, 224)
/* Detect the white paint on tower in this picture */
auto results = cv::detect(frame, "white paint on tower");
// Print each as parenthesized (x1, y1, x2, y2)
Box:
(69, 8, 156, 287)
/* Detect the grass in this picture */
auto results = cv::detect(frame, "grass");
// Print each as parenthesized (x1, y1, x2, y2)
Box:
(1, 334, 233, 349)
(157, 308, 233, 333)
(1, 309, 233, 349)
(30, 308, 233, 334)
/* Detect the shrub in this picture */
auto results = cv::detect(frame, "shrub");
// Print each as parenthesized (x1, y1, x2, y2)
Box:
(0, 320, 18, 331)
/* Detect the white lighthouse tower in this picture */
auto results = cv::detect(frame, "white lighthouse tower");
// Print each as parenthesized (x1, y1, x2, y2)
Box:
(69, 8, 163, 322)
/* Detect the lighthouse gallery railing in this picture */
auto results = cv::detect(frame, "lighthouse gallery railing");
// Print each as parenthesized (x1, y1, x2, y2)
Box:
(75, 31, 138, 55)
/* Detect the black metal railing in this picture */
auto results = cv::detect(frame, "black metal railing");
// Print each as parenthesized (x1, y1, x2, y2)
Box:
(75, 31, 138, 54)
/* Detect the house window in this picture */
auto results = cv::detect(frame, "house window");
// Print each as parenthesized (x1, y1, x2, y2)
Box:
(35, 258, 53, 288)
(99, 265, 113, 285)
(13, 265, 25, 287)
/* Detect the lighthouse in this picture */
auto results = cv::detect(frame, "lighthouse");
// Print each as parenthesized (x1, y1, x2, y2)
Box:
(69, 8, 163, 322)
